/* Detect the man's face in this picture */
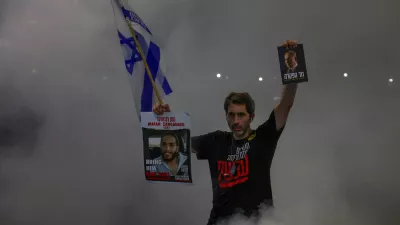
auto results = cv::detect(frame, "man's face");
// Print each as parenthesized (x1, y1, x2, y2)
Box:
(160, 135, 179, 161)
(285, 54, 297, 68)
(226, 104, 252, 139)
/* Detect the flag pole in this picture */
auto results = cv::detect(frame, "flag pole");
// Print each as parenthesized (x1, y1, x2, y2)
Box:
(119, 1, 163, 105)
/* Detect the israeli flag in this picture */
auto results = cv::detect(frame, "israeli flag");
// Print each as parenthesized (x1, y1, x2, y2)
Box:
(111, 0, 173, 118)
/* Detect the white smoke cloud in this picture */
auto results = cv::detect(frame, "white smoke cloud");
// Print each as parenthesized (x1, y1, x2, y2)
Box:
(1, 0, 400, 225)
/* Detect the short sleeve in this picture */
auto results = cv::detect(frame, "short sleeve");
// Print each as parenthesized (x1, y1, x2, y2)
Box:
(255, 110, 285, 161)
(256, 109, 285, 140)
(191, 131, 222, 160)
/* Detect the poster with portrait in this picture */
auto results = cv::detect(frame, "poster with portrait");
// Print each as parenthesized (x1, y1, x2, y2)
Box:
(277, 44, 309, 84)
(141, 112, 192, 183)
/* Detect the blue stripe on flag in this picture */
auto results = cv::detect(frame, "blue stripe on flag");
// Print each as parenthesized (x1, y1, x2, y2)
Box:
(162, 77, 173, 95)
(134, 32, 148, 54)
(121, 6, 152, 35)
(141, 41, 161, 112)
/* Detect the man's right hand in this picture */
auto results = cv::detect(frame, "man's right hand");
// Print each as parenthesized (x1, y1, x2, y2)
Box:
(152, 103, 171, 115)
(282, 40, 297, 49)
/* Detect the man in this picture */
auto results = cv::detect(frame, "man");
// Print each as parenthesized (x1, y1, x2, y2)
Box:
(284, 50, 299, 73)
(154, 132, 188, 176)
(153, 40, 298, 225)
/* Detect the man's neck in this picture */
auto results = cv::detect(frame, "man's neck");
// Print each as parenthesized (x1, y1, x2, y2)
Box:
(167, 157, 178, 166)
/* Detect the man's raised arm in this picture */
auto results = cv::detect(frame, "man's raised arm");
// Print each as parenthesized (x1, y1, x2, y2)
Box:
(274, 83, 298, 130)
(273, 40, 299, 131)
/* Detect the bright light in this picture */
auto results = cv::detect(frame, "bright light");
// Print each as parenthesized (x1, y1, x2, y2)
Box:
(216, 73, 221, 78)
(389, 78, 394, 83)
(258, 77, 263, 81)
(343, 73, 348, 77)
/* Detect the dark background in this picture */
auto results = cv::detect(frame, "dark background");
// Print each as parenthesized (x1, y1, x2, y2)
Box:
(0, 0, 399, 225)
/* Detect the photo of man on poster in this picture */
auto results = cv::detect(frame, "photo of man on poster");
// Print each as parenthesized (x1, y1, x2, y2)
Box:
(153, 132, 189, 177)
(278, 43, 308, 84)
(284, 50, 299, 73)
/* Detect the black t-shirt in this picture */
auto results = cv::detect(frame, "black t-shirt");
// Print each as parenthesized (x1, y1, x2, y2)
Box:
(195, 110, 284, 221)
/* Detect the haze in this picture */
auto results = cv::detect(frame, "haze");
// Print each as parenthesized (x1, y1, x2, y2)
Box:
(0, 0, 399, 225)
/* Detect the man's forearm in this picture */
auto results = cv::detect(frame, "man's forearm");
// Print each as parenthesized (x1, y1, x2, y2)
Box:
(279, 84, 298, 108)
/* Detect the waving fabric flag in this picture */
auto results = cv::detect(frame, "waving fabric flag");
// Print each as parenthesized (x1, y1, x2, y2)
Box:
(110, 0, 173, 118)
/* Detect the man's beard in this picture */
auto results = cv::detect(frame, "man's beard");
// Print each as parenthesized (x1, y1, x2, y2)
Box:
(162, 151, 179, 162)
(231, 124, 250, 139)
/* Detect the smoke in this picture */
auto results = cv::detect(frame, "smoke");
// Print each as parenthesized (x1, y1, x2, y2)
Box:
(0, 86, 44, 157)
(0, 0, 142, 224)
(0, 106, 43, 157)
(216, 196, 364, 225)
(1, 0, 400, 225)
(0, 83, 44, 225)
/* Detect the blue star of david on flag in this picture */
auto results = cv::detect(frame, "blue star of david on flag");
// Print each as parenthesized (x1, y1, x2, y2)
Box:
(118, 31, 142, 75)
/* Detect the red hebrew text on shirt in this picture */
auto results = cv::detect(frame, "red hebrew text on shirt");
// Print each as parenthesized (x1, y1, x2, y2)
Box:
(217, 154, 249, 188)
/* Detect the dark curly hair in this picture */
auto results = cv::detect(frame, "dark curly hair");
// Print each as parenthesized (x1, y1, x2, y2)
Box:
(160, 132, 180, 146)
